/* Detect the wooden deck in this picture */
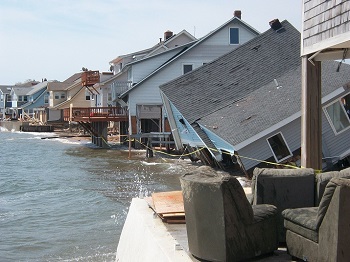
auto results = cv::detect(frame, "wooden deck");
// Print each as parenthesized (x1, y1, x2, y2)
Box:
(63, 107, 128, 122)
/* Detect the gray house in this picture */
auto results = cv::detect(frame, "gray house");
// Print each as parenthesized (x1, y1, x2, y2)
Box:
(114, 11, 260, 137)
(160, 20, 350, 176)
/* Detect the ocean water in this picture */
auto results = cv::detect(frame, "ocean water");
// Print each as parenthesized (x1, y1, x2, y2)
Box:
(0, 127, 192, 261)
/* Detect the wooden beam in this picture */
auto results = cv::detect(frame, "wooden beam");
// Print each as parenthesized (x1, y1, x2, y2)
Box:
(301, 56, 322, 170)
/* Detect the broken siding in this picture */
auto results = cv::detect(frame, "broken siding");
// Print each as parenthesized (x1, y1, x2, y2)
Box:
(168, 99, 203, 146)
(303, 0, 350, 54)
(199, 124, 235, 153)
(238, 118, 302, 170)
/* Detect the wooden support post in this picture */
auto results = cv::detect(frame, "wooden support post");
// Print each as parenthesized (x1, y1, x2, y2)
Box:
(301, 56, 322, 170)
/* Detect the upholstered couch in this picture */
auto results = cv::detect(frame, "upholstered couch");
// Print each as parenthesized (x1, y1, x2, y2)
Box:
(180, 167, 279, 262)
(282, 177, 350, 261)
(248, 167, 350, 243)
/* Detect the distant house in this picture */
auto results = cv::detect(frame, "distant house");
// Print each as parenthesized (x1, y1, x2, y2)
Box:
(160, 20, 350, 176)
(21, 81, 49, 121)
(8, 86, 34, 119)
(0, 85, 12, 119)
(113, 11, 260, 138)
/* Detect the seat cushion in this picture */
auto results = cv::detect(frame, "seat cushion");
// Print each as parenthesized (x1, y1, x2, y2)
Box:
(252, 204, 278, 223)
(282, 207, 318, 242)
(315, 169, 350, 205)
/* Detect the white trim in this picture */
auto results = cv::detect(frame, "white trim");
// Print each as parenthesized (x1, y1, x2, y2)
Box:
(323, 91, 350, 135)
(266, 132, 293, 163)
(229, 27, 240, 45)
(182, 63, 194, 75)
(302, 31, 350, 56)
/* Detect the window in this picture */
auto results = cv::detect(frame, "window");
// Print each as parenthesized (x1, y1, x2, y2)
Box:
(107, 92, 112, 102)
(23, 96, 28, 102)
(324, 93, 350, 134)
(85, 90, 91, 100)
(183, 64, 193, 74)
(229, 28, 239, 45)
(267, 132, 292, 162)
(7, 95, 12, 101)
(54, 92, 60, 99)
(44, 94, 49, 104)
(18, 95, 23, 102)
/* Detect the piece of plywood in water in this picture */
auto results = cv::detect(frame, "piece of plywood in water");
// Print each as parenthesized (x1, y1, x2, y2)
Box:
(151, 191, 184, 214)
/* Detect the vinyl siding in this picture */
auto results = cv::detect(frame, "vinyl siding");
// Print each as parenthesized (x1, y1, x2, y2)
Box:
(204, 21, 258, 46)
(238, 118, 301, 170)
(128, 21, 259, 117)
(321, 107, 350, 161)
(132, 49, 186, 83)
(199, 125, 235, 153)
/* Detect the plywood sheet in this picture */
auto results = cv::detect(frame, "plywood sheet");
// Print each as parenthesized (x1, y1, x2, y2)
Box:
(151, 191, 184, 214)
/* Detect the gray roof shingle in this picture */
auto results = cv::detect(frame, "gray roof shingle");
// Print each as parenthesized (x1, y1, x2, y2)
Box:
(160, 20, 350, 147)
(160, 21, 301, 124)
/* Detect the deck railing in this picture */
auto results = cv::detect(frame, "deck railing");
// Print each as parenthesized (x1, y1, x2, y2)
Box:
(63, 107, 127, 121)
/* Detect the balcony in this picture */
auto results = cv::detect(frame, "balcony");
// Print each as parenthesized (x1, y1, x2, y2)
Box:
(63, 107, 128, 122)
(81, 71, 100, 87)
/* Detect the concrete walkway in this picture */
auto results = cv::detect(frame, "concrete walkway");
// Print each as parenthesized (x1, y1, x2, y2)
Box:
(116, 198, 297, 262)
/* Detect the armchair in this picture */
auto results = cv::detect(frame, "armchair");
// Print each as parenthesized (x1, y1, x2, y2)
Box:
(282, 178, 350, 262)
(180, 167, 278, 261)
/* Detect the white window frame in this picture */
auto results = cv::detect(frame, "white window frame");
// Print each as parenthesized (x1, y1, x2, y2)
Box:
(44, 94, 49, 104)
(54, 92, 60, 99)
(183, 63, 193, 75)
(60, 92, 66, 99)
(266, 132, 293, 163)
(323, 92, 350, 135)
(229, 27, 240, 45)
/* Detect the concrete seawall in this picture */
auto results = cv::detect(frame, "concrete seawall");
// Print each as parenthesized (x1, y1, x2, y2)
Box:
(0, 121, 22, 131)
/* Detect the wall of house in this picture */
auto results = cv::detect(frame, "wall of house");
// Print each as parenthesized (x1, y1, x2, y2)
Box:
(238, 118, 302, 171)
(128, 21, 259, 119)
(204, 21, 258, 46)
(302, 0, 350, 55)
(321, 93, 350, 163)
(48, 109, 61, 121)
(131, 48, 186, 83)
(165, 33, 194, 48)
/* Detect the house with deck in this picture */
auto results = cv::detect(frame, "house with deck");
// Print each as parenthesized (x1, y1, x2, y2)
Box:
(92, 29, 198, 138)
(111, 11, 260, 141)
(160, 20, 350, 176)
(20, 81, 49, 122)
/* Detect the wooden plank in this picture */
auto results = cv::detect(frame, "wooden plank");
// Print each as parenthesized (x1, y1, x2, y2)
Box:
(151, 191, 184, 214)
(162, 213, 185, 218)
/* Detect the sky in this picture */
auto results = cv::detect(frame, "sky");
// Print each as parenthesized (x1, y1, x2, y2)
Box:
(0, 0, 302, 85)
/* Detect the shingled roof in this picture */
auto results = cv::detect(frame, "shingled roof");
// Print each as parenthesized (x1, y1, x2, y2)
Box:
(160, 20, 350, 148)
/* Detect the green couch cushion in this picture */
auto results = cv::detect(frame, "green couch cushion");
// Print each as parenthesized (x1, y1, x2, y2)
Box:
(282, 207, 318, 242)
(315, 169, 350, 206)
(252, 204, 278, 224)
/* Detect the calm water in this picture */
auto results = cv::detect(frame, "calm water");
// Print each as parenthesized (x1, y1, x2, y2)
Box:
(0, 127, 193, 261)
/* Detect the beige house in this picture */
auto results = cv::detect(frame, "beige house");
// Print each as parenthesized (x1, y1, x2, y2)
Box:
(46, 73, 95, 121)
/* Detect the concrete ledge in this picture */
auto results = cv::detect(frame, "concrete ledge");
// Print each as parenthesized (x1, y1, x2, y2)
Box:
(116, 198, 193, 262)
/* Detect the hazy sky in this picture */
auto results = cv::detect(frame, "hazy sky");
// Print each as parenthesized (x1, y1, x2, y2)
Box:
(0, 0, 302, 85)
